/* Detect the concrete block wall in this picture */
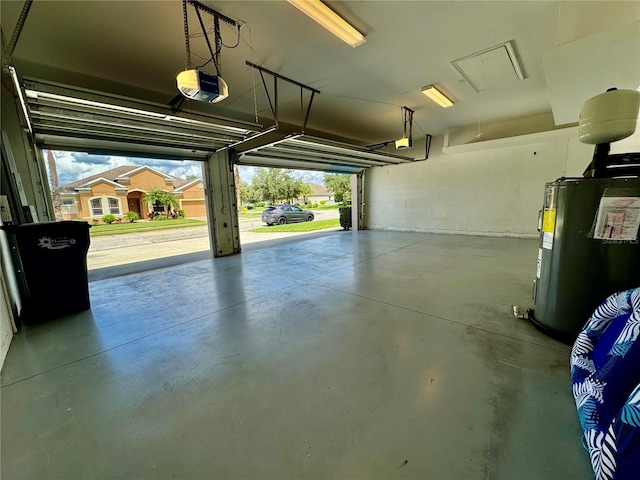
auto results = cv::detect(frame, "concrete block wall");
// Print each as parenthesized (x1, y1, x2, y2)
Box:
(364, 128, 596, 237)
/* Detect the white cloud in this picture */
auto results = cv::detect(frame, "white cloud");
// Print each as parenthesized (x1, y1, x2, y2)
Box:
(47, 151, 203, 186)
(46, 151, 328, 189)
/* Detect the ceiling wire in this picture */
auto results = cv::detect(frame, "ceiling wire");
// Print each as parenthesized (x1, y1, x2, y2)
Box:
(249, 27, 259, 124)
(413, 119, 426, 135)
(220, 24, 241, 48)
(182, 0, 242, 77)
(324, 93, 400, 108)
(475, 59, 485, 140)
(189, 18, 240, 48)
(194, 7, 220, 75)
(181, 96, 199, 154)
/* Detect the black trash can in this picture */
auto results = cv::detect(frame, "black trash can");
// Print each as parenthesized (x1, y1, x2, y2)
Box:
(1, 221, 92, 321)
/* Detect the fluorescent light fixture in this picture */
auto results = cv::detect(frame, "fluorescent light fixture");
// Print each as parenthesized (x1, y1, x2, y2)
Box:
(421, 85, 454, 108)
(287, 0, 366, 48)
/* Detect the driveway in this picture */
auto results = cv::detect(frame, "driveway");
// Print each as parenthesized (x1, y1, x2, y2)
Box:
(87, 209, 340, 270)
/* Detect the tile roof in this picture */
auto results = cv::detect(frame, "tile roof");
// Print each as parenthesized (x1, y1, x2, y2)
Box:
(307, 182, 331, 195)
(59, 165, 192, 193)
(59, 166, 136, 192)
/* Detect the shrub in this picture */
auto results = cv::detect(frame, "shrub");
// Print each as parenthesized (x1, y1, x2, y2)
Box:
(255, 202, 266, 208)
(178, 209, 185, 218)
(152, 215, 171, 221)
(92, 219, 99, 226)
(319, 200, 326, 206)
(312, 203, 319, 208)
(241, 206, 248, 213)
(102, 214, 116, 224)
(339, 207, 352, 230)
(124, 211, 139, 223)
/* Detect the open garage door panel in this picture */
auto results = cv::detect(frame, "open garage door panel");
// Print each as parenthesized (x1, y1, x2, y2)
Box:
(236, 134, 415, 173)
(22, 78, 415, 171)
(22, 78, 259, 160)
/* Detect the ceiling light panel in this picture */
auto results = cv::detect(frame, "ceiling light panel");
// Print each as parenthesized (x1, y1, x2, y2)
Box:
(287, 0, 366, 48)
(421, 85, 454, 108)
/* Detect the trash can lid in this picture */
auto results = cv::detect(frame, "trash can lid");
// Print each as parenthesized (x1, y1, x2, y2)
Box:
(0, 221, 91, 234)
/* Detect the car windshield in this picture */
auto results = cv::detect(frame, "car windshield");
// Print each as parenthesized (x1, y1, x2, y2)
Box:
(264, 207, 276, 212)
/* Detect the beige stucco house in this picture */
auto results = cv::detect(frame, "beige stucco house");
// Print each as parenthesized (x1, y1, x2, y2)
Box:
(58, 165, 206, 221)
(298, 182, 334, 205)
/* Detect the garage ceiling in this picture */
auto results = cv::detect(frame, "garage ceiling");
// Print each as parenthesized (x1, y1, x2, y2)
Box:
(2, 1, 639, 153)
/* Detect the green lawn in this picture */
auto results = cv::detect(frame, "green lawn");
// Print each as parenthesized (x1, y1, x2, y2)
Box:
(249, 218, 340, 233)
(89, 219, 207, 237)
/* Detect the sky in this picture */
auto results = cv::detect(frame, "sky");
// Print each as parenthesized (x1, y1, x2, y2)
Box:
(46, 151, 325, 187)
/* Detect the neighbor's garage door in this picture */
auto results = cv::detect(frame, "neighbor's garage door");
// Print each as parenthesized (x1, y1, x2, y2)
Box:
(181, 200, 206, 218)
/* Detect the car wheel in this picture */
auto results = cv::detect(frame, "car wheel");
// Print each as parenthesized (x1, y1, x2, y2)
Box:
(306, 215, 314, 222)
(278, 217, 287, 225)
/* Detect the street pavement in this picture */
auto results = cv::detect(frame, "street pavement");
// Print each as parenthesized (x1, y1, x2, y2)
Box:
(87, 209, 340, 270)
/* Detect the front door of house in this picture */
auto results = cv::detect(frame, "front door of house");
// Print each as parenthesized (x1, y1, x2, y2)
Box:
(128, 198, 141, 216)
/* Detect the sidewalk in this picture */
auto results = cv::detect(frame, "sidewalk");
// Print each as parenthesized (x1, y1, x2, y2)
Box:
(87, 209, 340, 271)
(87, 228, 340, 270)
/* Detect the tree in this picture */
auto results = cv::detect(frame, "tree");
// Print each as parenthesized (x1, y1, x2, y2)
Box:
(300, 184, 313, 204)
(251, 168, 306, 204)
(143, 187, 179, 217)
(324, 173, 351, 204)
(239, 180, 261, 204)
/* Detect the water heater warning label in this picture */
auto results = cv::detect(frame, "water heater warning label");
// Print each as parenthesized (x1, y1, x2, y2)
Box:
(542, 208, 556, 233)
(593, 197, 640, 241)
(542, 208, 556, 249)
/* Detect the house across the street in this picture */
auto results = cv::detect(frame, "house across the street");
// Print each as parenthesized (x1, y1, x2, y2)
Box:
(298, 182, 333, 205)
(58, 165, 206, 221)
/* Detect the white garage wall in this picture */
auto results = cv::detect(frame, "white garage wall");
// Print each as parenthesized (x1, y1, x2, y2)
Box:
(365, 128, 596, 237)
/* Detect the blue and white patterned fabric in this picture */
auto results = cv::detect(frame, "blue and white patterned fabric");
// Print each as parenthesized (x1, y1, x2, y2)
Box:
(571, 288, 640, 480)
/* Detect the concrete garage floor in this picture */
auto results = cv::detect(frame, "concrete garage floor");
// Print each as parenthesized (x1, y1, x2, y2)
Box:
(1, 232, 593, 479)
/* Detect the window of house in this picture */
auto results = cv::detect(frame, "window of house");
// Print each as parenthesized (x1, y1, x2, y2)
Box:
(90, 198, 103, 216)
(89, 197, 121, 217)
(61, 199, 76, 206)
(108, 197, 121, 215)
